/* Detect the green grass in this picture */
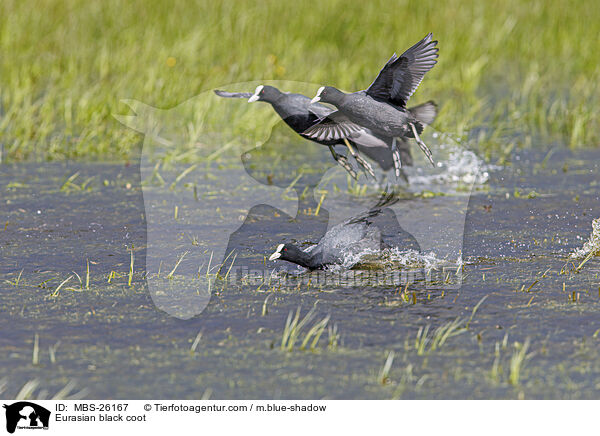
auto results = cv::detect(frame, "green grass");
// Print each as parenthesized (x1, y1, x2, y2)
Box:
(280, 305, 332, 352)
(509, 338, 532, 385)
(1, 0, 599, 162)
(0, 377, 89, 400)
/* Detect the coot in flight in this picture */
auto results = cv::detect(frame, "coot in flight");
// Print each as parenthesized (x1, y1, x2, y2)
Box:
(306, 33, 439, 173)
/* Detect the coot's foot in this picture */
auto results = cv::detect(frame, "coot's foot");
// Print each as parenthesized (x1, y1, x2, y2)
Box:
(343, 138, 376, 180)
(328, 145, 357, 180)
(409, 122, 435, 167)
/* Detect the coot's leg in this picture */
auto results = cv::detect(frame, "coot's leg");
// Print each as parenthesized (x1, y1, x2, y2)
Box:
(328, 145, 357, 180)
(409, 123, 435, 167)
(355, 154, 376, 180)
(391, 137, 402, 180)
(390, 138, 409, 183)
(342, 138, 376, 179)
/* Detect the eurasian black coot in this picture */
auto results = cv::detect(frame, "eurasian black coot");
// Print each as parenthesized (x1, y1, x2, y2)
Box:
(214, 86, 415, 181)
(268, 193, 402, 270)
(305, 33, 439, 171)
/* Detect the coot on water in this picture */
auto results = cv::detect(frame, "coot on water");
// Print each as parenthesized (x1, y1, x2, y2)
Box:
(269, 193, 399, 270)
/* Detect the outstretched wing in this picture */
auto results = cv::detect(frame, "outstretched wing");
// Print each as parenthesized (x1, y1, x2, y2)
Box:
(214, 89, 254, 99)
(347, 190, 399, 224)
(364, 53, 398, 100)
(302, 111, 364, 142)
(365, 33, 438, 107)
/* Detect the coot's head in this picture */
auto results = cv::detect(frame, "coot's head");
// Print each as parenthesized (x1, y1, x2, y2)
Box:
(310, 86, 345, 105)
(268, 243, 306, 263)
(248, 85, 281, 103)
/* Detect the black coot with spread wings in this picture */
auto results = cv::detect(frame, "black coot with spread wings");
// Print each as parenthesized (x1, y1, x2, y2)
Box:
(305, 33, 439, 175)
(268, 192, 401, 270)
(214, 86, 415, 180)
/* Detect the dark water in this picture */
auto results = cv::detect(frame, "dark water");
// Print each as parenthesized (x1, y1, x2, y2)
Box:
(1, 147, 600, 399)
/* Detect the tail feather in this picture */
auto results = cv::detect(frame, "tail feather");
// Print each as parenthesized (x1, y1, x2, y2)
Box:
(408, 100, 437, 126)
(214, 89, 253, 99)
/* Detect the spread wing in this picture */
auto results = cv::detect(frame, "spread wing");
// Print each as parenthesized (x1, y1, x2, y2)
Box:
(214, 89, 254, 99)
(365, 33, 438, 107)
(347, 191, 399, 224)
(302, 111, 364, 142)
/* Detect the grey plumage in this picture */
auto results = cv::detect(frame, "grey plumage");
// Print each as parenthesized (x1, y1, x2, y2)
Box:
(268, 192, 399, 270)
(305, 33, 439, 171)
(214, 86, 414, 178)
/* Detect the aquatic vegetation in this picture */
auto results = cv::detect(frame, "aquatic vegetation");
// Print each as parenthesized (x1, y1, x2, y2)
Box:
(327, 323, 340, 350)
(48, 341, 61, 364)
(377, 350, 395, 385)
(50, 275, 74, 298)
(60, 172, 94, 193)
(508, 339, 532, 386)
(261, 294, 275, 317)
(280, 305, 332, 352)
(85, 259, 90, 290)
(5, 269, 24, 287)
(165, 251, 188, 279)
(414, 317, 466, 356)
(128, 246, 135, 286)
(190, 331, 203, 353)
(32, 333, 39, 366)
(0, 378, 88, 400)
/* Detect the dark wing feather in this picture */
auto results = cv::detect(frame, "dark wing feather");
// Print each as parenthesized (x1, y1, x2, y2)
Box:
(346, 191, 399, 225)
(364, 53, 398, 101)
(302, 111, 364, 142)
(365, 33, 438, 107)
(214, 89, 254, 99)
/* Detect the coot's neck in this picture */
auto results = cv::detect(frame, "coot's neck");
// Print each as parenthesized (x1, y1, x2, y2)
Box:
(284, 246, 320, 270)
(269, 97, 311, 132)
(263, 91, 285, 106)
(291, 250, 317, 270)
(268, 95, 296, 119)
(324, 88, 346, 106)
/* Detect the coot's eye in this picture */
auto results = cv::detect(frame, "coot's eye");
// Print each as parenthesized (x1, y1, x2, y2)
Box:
(283, 248, 287, 251)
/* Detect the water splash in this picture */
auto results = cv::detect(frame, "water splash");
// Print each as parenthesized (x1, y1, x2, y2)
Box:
(383, 248, 458, 272)
(330, 246, 458, 273)
(570, 218, 600, 259)
(406, 139, 499, 192)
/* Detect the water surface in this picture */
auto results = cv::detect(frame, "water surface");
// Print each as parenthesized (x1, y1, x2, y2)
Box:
(1, 147, 599, 399)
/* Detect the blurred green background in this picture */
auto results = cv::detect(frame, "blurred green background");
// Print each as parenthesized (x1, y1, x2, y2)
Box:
(1, 0, 598, 161)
